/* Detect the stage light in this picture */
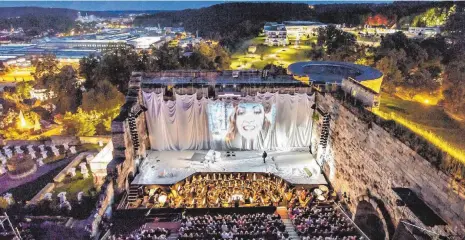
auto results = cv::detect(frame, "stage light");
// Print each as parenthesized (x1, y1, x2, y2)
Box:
(158, 195, 167, 205)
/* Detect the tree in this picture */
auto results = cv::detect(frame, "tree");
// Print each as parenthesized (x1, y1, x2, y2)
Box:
(375, 31, 442, 95)
(81, 80, 124, 113)
(2, 81, 33, 104)
(443, 60, 465, 117)
(48, 66, 81, 114)
(376, 53, 403, 93)
(317, 25, 356, 55)
(307, 44, 325, 61)
(411, 5, 456, 27)
(378, 32, 428, 71)
(180, 52, 214, 70)
(407, 68, 436, 98)
(32, 55, 59, 87)
(79, 54, 101, 90)
(62, 109, 97, 137)
(444, 11, 465, 63)
(137, 50, 159, 72)
(153, 43, 182, 70)
(97, 45, 140, 94)
(16, 82, 33, 99)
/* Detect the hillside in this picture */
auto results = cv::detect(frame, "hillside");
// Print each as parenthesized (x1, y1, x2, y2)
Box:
(134, 2, 317, 48)
(314, 1, 453, 25)
(0, 7, 77, 34)
(133, 1, 454, 48)
(84, 10, 164, 18)
(0, 7, 78, 19)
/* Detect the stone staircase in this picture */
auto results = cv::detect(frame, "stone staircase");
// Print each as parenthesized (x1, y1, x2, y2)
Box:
(319, 113, 330, 149)
(167, 232, 178, 240)
(127, 185, 139, 202)
(277, 207, 300, 240)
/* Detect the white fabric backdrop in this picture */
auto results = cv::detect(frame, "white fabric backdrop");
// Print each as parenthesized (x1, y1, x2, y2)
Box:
(143, 92, 315, 150)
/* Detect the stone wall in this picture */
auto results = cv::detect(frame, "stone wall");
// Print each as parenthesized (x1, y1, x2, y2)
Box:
(108, 73, 149, 193)
(341, 78, 380, 108)
(315, 93, 465, 237)
(90, 73, 150, 237)
(28, 183, 56, 205)
(78, 136, 111, 145)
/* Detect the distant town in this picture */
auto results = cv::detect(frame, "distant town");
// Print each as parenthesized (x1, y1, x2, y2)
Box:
(0, 2, 464, 240)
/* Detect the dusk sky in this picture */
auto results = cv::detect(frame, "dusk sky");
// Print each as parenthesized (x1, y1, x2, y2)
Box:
(0, 1, 391, 11)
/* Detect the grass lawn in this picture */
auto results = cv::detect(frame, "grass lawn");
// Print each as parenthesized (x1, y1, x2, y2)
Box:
(80, 143, 102, 152)
(230, 36, 313, 70)
(53, 166, 95, 200)
(376, 93, 465, 162)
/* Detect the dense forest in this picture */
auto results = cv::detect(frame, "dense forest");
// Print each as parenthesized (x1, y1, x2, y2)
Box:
(133, 2, 457, 49)
(0, 7, 77, 35)
(314, 1, 455, 25)
(135, 2, 317, 49)
(0, 7, 77, 19)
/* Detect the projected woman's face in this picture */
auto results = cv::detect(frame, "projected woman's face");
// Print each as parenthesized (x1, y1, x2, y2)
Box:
(235, 103, 265, 140)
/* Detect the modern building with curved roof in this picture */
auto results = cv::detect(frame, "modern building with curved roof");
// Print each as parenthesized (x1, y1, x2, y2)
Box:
(287, 61, 384, 93)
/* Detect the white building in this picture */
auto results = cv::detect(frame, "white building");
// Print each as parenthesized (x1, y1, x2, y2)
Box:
(127, 36, 163, 49)
(36, 39, 127, 50)
(30, 89, 54, 101)
(264, 21, 327, 46)
(282, 21, 327, 39)
(177, 37, 202, 48)
(76, 12, 103, 23)
(264, 22, 288, 46)
(408, 27, 441, 36)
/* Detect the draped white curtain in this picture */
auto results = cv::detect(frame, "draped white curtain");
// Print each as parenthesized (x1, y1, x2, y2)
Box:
(143, 91, 315, 150)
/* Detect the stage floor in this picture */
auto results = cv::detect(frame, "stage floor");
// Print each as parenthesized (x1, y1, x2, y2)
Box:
(132, 149, 327, 186)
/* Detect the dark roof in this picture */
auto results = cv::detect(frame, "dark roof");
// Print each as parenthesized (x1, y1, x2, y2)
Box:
(287, 61, 383, 84)
(393, 188, 447, 227)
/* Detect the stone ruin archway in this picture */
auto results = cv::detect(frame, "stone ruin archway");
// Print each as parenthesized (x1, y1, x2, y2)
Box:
(353, 195, 391, 240)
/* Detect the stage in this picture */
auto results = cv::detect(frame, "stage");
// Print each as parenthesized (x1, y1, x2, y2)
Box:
(132, 149, 327, 186)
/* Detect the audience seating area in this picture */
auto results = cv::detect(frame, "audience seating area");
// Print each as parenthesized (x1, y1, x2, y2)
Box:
(112, 174, 364, 240)
(289, 203, 361, 240)
(178, 213, 290, 240)
(110, 226, 171, 240)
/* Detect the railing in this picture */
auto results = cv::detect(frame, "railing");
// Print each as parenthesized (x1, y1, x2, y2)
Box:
(99, 229, 111, 240)
(116, 191, 128, 210)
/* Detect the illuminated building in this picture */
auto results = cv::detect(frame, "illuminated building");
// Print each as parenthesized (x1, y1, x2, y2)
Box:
(263, 22, 288, 46)
(127, 36, 164, 49)
(264, 21, 327, 46)
(282, 21, 327, 39)
(408, 27, 441, 36)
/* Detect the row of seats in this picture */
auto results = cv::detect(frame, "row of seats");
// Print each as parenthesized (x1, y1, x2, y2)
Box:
(178, 213, 290, 240)
(109, 227, 171, 240)
(289, 204, 361, 240)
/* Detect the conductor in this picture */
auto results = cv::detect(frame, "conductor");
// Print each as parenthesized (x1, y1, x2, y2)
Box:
(262, 151, 267, 164)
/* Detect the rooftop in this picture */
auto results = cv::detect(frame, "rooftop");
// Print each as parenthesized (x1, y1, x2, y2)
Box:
(283, 21, 326, 26)
(287, 61, 383, 84)
(140, 70, 309, 87)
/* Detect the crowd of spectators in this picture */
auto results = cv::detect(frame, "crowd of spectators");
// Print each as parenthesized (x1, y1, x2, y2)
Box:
(110, 226, 171, 240)
(178, 212, 290, 240)
(289, 204, 361, 240)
